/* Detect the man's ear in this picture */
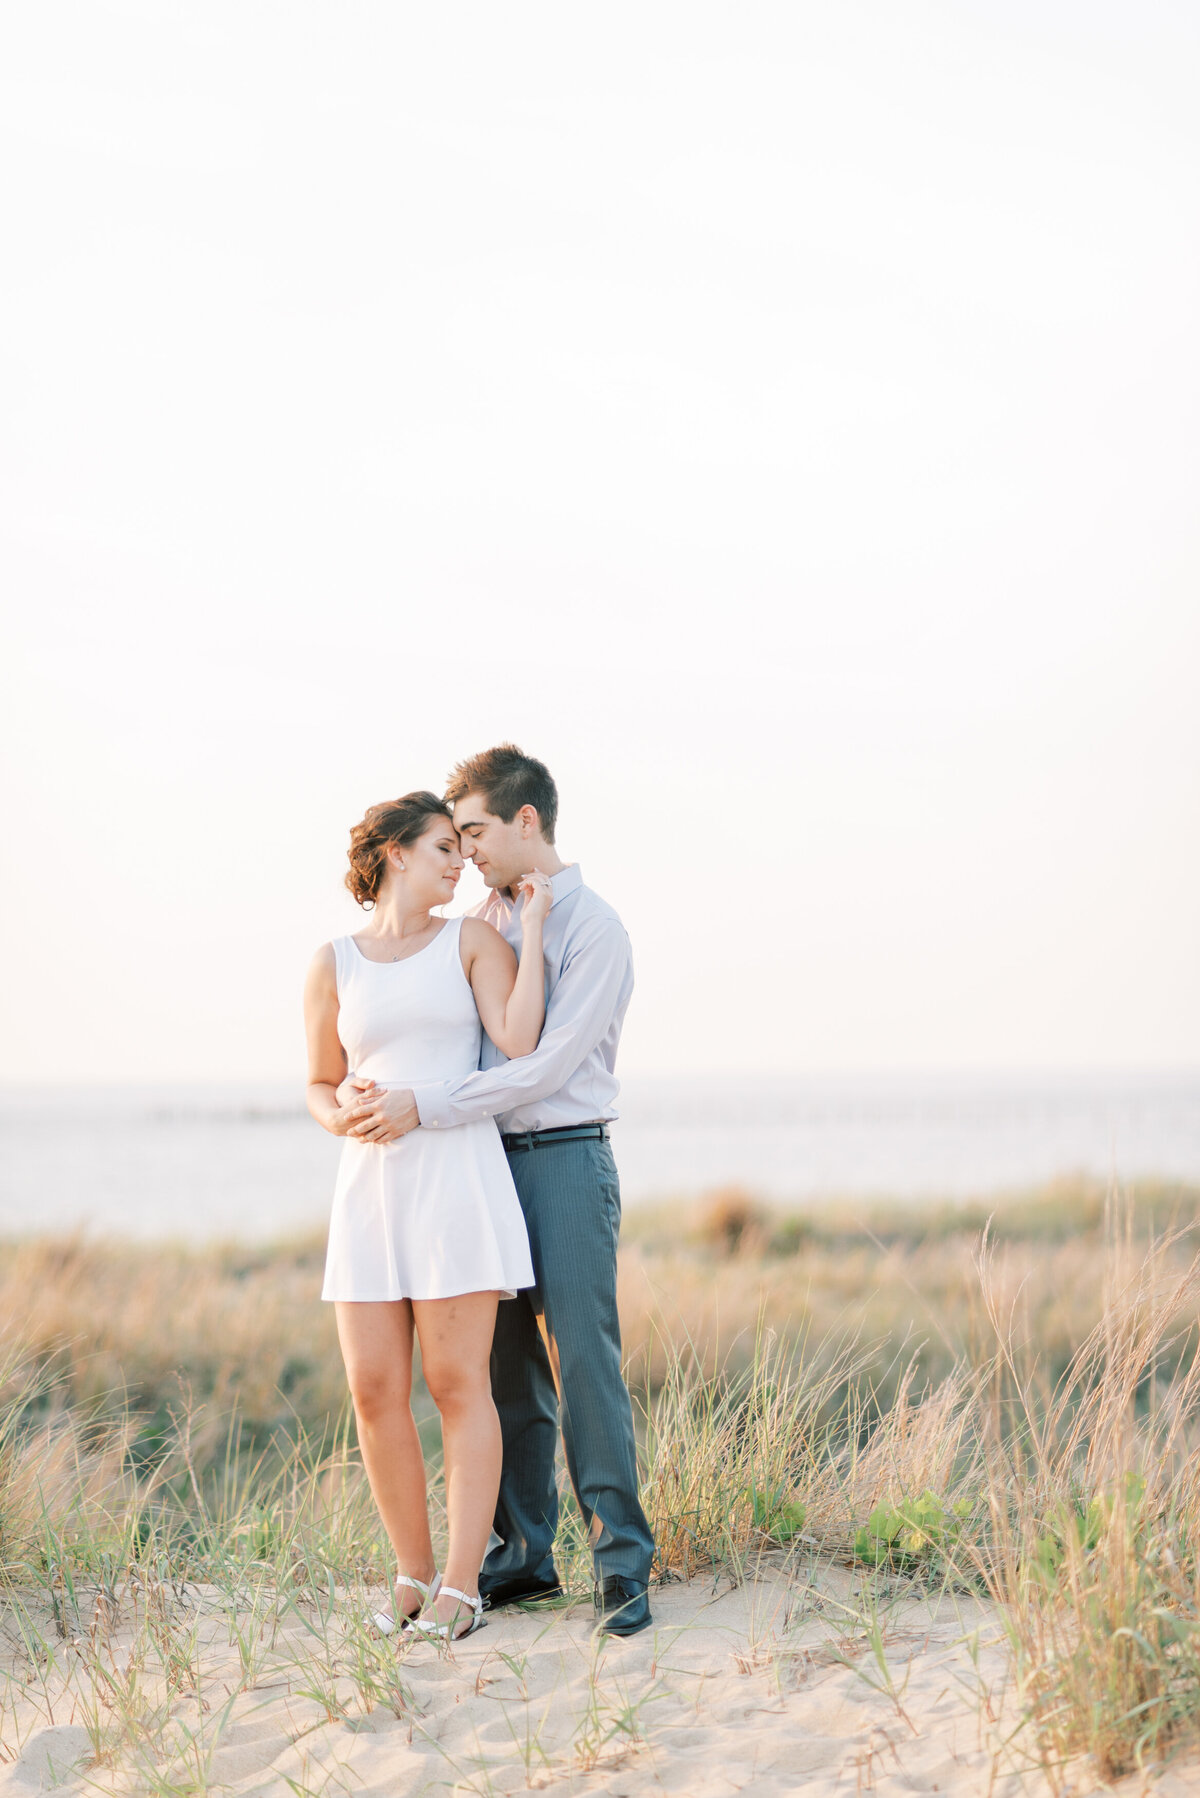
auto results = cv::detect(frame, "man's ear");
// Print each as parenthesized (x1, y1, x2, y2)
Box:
(519, 804, 539, 837)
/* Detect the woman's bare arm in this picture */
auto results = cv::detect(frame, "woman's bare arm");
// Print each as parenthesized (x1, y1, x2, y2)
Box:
(461, 885, 550, 1058)
(303, 944, 357, 1134)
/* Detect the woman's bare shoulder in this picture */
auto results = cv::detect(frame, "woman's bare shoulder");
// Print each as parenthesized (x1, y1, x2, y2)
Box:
(460, 916, 514, 958)
(461, 915, 499, 938)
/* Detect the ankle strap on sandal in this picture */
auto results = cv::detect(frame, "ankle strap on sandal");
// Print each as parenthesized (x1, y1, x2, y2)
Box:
(438, 1585, 481, 1610)
(373, 1569, 441, 1638)
(395, 1571, 440, 1599)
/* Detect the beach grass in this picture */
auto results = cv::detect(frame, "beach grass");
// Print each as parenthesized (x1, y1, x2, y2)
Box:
(3, 1174, 1200, 1790)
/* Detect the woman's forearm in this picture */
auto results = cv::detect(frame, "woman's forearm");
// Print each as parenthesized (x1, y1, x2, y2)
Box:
(307, 1082, 344, 1133)
(494, 920, 546, 1056)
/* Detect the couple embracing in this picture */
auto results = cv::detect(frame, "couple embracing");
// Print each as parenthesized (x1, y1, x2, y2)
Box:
(304, 745, 654, 1643)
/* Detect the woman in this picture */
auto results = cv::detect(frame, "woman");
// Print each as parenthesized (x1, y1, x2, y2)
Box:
(304, 791, 549, 1641)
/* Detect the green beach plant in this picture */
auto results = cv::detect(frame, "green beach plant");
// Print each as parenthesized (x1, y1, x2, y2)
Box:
(853, 1490, 972, 1571)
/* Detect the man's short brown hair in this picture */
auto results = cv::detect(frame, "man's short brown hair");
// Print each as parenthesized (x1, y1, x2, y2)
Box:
(445, 744, 558, 844)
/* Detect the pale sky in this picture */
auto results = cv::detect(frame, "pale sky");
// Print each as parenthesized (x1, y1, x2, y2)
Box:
(2, 2, 1197, 1083)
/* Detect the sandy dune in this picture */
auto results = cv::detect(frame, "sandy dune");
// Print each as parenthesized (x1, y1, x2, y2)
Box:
(3, 1562, 1198, 1796)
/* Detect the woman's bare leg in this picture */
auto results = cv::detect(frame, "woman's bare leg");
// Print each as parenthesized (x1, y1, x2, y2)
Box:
(335, 1300, 436, 1613)
(413, 1291, 501, 1629)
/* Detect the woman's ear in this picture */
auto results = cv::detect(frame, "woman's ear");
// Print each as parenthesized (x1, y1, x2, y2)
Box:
(385, 842, 407, 873)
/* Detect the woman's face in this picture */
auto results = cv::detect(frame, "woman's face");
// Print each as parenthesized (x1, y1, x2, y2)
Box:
(387, 815, 464, 907)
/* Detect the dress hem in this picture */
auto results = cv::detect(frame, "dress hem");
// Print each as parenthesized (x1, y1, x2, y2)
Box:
(321, 1282, 529, 1304)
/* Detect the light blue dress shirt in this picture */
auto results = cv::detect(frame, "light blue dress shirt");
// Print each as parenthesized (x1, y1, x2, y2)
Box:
(412, 864, 634, 1134)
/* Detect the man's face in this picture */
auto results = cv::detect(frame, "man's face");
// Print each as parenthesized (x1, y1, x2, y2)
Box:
(452, 791, 530, 892)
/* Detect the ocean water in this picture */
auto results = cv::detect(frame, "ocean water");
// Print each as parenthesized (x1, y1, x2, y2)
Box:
(2, 1073, 1198, 1242)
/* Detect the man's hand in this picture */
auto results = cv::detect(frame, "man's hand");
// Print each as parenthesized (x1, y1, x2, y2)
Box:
(336, 1073, 379, 1111)
(323, 1073, 380, 1138)
(347, 1086, 420, 1144)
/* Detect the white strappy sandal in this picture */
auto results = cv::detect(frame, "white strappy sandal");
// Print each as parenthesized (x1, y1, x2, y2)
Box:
(372, 1570, 441, 1636)
(407, 1585, 486, 1642)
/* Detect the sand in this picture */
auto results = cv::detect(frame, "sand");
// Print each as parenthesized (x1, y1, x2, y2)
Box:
(2, 1560, 1198, 1797)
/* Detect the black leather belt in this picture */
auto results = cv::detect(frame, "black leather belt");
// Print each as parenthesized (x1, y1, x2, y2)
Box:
(501, 1121, 610, 1152)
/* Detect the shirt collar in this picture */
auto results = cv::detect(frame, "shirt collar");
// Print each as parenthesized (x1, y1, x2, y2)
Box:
(493, 863, 581, 916)
(549, 864, 582, 907)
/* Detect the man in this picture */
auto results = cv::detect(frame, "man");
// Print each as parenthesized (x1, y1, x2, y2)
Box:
(338, 744, 655, 1636)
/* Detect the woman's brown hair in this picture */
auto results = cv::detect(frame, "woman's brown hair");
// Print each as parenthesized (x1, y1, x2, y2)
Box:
(345, 791, 454, 908)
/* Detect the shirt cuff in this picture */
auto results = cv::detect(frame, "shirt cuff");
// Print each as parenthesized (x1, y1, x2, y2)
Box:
(411, 1083, 454, 1129)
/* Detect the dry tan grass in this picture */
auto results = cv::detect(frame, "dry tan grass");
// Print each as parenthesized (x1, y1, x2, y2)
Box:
(621, 1176, 1200, 1398)
(3, 1174, 1197, 1472)
(0, 1233, 345, 1469)
(4, 1176, 1200, 1785)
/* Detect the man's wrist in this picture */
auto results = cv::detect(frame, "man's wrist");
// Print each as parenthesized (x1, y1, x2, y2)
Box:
(410, 1083, 453, 1129)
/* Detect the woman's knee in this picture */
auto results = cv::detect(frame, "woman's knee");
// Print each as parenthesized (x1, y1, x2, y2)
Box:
(423, 1356, 491, 1418)
(346, 1362, 409, 1428)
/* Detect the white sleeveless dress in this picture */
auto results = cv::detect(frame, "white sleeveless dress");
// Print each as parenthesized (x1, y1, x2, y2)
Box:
(321, 919, 535, 1303)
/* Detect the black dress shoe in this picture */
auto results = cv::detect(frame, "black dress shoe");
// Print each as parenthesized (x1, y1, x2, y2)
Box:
(477, 1572, 564, 1610)
(593, 1576, 652, 1637)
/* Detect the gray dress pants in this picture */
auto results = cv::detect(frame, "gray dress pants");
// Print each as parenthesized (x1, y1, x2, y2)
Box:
(483, 1133, 655, 1586)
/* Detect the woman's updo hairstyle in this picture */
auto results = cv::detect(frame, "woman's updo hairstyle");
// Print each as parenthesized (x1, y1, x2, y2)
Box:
(345, 791, 454, 909)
